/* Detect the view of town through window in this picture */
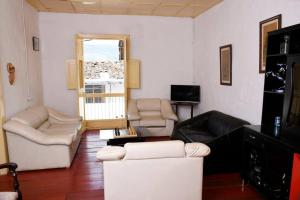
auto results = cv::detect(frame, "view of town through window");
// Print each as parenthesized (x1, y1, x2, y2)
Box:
(82, 39, 125, 120)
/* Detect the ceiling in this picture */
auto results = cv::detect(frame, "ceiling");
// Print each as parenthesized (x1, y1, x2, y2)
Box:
(26, 0, 223, 18)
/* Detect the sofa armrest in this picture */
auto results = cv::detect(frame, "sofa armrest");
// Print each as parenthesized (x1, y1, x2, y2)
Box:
(3, 121, 73, 146)
(96, 146, 126, 161)
(127, 100, 141, 121)
(47, 108, 82, 124)
(161, 99, 178, 121)
(185, 143, 210, 157)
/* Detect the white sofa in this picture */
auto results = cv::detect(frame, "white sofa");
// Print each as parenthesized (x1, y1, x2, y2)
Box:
(3, 106, 82, 171)
(127, 98, 178, 137)
(97, 140, 210, 200)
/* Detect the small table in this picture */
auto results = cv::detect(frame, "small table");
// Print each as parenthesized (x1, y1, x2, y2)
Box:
(171, 101, 198, 118)
(100, 127, 144, 146)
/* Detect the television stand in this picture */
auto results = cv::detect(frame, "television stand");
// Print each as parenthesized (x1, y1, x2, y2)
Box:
(171, 101, 198, 118)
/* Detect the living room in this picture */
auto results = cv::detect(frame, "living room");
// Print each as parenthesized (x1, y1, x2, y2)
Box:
(0, 0, 300, 199)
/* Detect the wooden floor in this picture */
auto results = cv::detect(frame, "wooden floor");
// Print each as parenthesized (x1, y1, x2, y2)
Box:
(0, 130, 265, 200)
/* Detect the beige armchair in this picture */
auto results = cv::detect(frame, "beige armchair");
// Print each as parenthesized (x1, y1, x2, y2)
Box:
(127, 98, 178, 136)
(97, 140, 210, 200)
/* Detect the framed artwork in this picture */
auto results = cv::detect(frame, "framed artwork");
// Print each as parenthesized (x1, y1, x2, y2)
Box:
(259, 14, 282, 73)
(32, 37, 40, 51)
(220, 44, 232, 86)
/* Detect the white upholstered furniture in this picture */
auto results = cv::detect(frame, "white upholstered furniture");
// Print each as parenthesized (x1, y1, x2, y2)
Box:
(127, 98, 178, 136)
(97, 140, 210, 200)
(3, 106, 82, 171)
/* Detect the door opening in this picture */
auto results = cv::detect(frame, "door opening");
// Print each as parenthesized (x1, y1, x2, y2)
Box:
(77, 35, 128, 129)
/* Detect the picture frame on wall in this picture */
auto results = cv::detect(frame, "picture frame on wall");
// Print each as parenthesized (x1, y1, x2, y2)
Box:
(32, 37, 40, 51)
(259, 14, 282, 73)
(220, 44, 232, 86)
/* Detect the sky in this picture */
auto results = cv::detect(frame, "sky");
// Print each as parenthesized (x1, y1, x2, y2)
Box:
(83, 39, 119, 61)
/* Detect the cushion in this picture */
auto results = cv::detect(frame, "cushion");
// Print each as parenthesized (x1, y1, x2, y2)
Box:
(184, 133, 215, 144)
(137, 99, 161, 111)
(124, 140, 185, 160)
(0, 192, 18, 200)
(42, 123, 80, 141)
(96, 146, 126, 161)
(11, 106, 48, 128)
(178, 128, 212, 137)
(185, 143, 211, 157)
(38, 120, 51, 131)
(207, 112, 247, 136)
(139, 116, 166, 127)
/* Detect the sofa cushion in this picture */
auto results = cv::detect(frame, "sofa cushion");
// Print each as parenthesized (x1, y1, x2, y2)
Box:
(139, 116, 166, 127)
(137, 99, 161, 111)
(178, 128, 211, 137)
(207, 111, 245, 136)
(189, 116, 209, 129)
(187, 134, 215, 144)
(11, 106, 48, 128)
(124, 140, 185, 160)
(42, 123, 80, 141)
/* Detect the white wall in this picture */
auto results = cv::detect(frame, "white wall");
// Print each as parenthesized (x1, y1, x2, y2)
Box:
(0, 0, 43, 118)
(39, 13, 194, 118)
(193, 0, 300, 124)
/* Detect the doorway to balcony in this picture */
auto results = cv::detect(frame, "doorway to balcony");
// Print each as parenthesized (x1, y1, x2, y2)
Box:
(76, 34, 128, 129)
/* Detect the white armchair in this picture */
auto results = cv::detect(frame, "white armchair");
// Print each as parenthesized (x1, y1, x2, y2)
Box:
(127, 98, 178, 136)
(97, 140, 210, 200)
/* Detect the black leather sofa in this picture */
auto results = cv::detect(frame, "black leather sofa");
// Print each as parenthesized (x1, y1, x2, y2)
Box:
(172, 110, 250, 173)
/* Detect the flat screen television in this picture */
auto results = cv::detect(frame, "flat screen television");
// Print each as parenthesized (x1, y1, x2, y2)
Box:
(171, 85, 200, 103)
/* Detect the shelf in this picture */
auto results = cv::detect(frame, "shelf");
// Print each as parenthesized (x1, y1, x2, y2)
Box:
(267, 53, 300, 57)
(264, 90, 285, 94)
(267, 53, 288, 57)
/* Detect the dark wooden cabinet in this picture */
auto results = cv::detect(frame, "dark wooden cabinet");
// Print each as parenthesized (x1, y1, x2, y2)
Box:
(242, 125, 300, 199)
(261, 23, 300, 131)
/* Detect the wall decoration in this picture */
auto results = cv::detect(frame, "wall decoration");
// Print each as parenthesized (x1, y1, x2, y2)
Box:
(32, 37, 40, 51)
(220, 44, 232, 86)
(259, 14, 282, 73)
(7, 63, 15, 85)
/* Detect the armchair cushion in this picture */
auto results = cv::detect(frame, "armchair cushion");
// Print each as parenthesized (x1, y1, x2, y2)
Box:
(137, 99, 161, 111)
(124, 140, 185, 160)
(139, 116, 166, 127)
